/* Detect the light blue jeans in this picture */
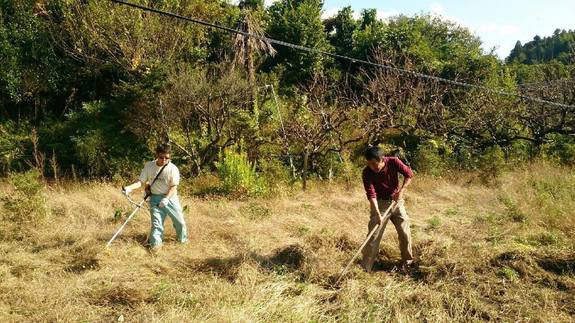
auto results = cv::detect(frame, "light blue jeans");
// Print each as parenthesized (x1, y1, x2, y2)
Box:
(149, 194, 188, 247)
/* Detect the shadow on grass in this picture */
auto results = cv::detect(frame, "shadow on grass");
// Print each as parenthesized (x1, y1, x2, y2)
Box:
(181, 244, 308, 282)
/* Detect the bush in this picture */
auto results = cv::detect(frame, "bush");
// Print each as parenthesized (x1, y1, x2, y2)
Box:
(182, 173, 222, 196)
(42, 100, 148, 179)
(478, 145, 506, 185)
(412, 140, 444, 176)
(216, 147, 265, 196)
(2, 170, 49, 224)
(258, 157, 293, 194)
(0, 121, 30, 175)
(544, 135, 575, 166)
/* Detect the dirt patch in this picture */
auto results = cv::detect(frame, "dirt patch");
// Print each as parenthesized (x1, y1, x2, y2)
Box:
(536, 256, 575, 276)
(266, 244, 307, 270)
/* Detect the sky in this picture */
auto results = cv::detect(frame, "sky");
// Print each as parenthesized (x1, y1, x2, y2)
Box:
(263, 0, 575, 59)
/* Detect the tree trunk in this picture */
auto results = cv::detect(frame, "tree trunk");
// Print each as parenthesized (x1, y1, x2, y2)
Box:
(302, 149, 309, 191)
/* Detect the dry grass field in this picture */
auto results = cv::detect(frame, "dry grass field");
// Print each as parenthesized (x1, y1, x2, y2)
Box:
(1, 163, 574, 322)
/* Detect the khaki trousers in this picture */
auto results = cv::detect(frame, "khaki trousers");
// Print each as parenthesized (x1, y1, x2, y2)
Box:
(361, 199, 413, 272)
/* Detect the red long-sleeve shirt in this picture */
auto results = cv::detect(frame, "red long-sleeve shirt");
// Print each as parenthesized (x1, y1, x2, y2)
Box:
(362, 157, 414, 200)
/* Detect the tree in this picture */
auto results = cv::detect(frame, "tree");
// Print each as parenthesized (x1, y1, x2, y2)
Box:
(507, 30, 575, 65)
(135, 63, 252, 174)
(284, 75, 363, 188)
(324, 6, 357, 56)
(264, 0, 331, 86)
(0, 0, 71, 120)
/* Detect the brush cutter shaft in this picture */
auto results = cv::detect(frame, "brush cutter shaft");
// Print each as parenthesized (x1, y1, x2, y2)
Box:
(336, 200, 397, 284)
(106, 197, 147, 248)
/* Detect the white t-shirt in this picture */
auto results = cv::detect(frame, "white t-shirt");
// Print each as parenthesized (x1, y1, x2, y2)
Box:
(138, 160, 180, 195)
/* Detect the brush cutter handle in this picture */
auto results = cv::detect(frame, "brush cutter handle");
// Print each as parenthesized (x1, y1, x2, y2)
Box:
(107, 163, 168, 247)
(106, 197, 147, 248)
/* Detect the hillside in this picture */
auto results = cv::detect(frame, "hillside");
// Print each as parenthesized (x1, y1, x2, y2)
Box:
(507, 29, 575, 64)
(1, 163, 574, 322)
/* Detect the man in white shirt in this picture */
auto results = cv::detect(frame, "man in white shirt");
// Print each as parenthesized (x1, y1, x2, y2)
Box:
(122, 144, 188, 249)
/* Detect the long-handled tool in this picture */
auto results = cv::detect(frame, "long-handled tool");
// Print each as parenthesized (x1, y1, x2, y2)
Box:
(106, 162, 169, 247)
(106, 193, 149, 248)
(336, 200, 397, 285)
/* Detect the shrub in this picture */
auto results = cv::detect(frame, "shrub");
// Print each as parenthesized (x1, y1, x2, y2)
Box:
(216, 147, 265, 196)
(478, 145, 506, 185)
(42, 100, 148, 179)
(0, 121, 29, 175)
(544, 135, 575, 166)
(183, 173, 222, 196)
(413, 140, 444, 176)
(2, 170, 49, 224)
(258, 157, 293, 193)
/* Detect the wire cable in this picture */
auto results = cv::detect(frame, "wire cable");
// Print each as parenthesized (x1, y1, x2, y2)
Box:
(110, 0, 575, 109)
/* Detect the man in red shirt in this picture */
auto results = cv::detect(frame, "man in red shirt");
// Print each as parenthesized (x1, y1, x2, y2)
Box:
(361, 146, 414, 272)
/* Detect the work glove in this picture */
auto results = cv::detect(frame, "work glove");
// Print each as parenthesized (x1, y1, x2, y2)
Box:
(158, 197, 170, 208)
(122, 186, 132, 195)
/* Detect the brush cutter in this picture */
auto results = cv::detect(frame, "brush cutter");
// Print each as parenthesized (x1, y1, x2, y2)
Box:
(336, 200, 397, 285)
(105, 192, 149, 248)
(105, 162, 168, 248)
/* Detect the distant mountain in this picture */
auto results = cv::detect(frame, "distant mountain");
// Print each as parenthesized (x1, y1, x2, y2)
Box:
(507, 29, 575, 64)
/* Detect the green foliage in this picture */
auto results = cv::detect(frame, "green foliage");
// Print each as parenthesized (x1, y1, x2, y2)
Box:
(507, 29, 575, 65)
(258, 157, 293, 192)
(412, 140, 445, 176)
(0, 0, 573, 189)
(427, 216, 442, 229)
(543, 135, 575, 166)
(43, 100, 148, 178)
(324, 6, 357, 57)
(265, 0, 331, 85)
(0, 0, 68, 106)
(2, 170, 48, 224)
(497, 267, 519, 281)
(0, 121, 29, 174)
(216, 147, 265, 196)
(478, 145, 506, 184)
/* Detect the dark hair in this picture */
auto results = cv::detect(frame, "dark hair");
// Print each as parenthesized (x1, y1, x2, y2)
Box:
(155, 143, 172, 155)
(364, 146, 385, 161)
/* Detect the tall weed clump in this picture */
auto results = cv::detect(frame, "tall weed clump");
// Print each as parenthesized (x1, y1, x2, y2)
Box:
(2, 170, 49, 224)
(216, 147, 265, 196)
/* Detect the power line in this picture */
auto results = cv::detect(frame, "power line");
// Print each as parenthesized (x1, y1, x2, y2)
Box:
(110, 0, 575, 110)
